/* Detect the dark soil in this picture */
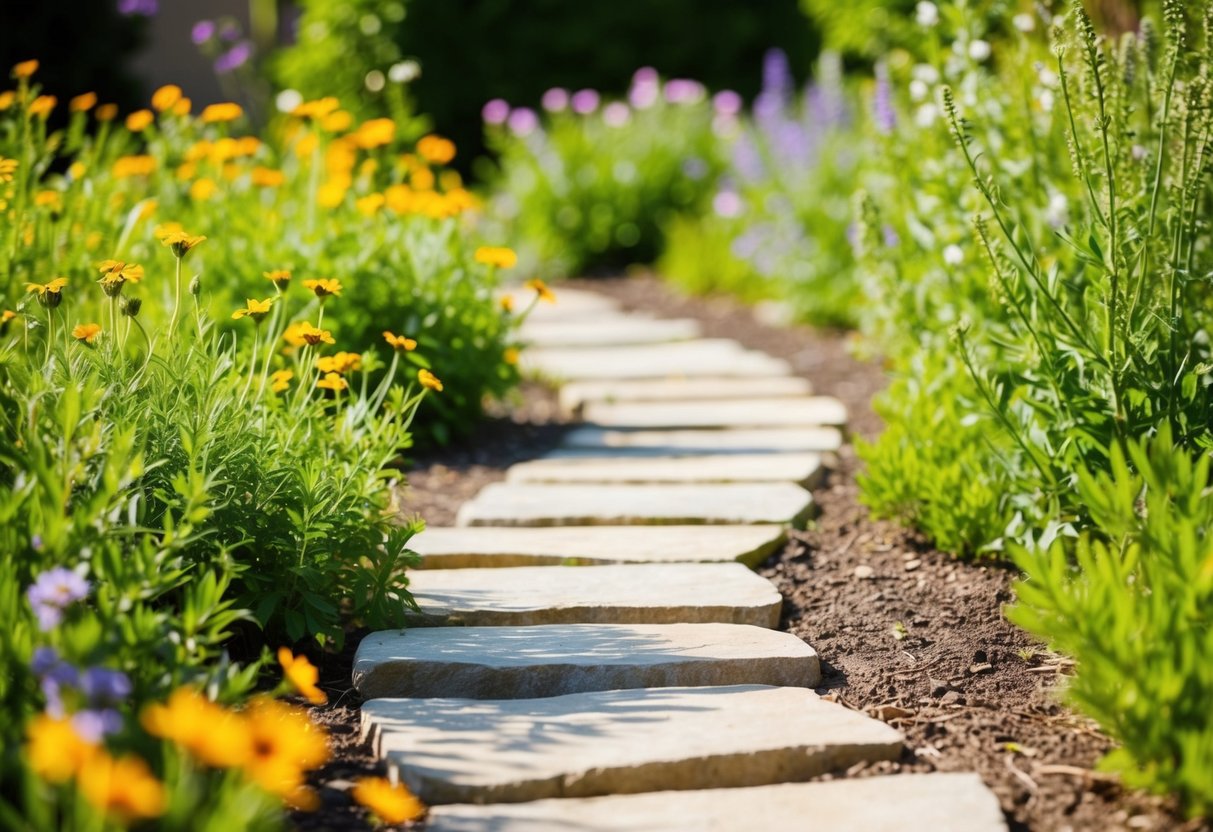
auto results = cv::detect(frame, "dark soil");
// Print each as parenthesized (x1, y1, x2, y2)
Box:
(294, 274, 1208, 832)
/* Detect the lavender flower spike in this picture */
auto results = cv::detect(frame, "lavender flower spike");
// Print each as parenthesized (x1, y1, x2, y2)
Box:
(873, 62, 897, 135)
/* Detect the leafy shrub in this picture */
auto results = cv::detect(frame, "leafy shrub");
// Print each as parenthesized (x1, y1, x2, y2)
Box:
(1011, 429, 1213, 816)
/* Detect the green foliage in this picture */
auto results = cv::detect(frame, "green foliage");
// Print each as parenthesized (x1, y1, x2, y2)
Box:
(1011, 430, 1213, 816)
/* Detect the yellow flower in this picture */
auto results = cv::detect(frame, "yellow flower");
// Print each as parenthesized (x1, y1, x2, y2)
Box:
(316, 351, 362, 374)
(0, 91, 13, 110)
(0, 157, 16, 183)
(499, 294, 514, 313)
(288, 322, 335, 347)
(240, 697, 329, 800)
(78, 752, 166, 824)
(352, 777, 427, 824)
(418, 369, 443, 392)
(316, 180, 348, 208)
(141, 688, 252, 769)
(236, 135, 261, 155)
(96, 260, 144, 297)
(72, 322, 102, 344)
(26, 277, 68, 297)
(251, 166, 286, 187)
(68, 161, 86, 179)
(138, 199, 158, 220)
(355, 193, 384, 216)
(2, 309, 16, 325)
(112, 155, 157, 178)
(383, 331, 417, 352)
(351, 118, 396, 149)
(34, 190, 61, 211)
(70, 92, 97, 113)
(12, 60, 38, 79)
(151, 84, 182, 113)
(316, 372, 348, 391)
(156, 226, 207, 257)
(189, 178, 217, 201)
(278, 647, 328, 705)
(292, 97, 340, 120)
(173, 97, 192, 116)
(302, 278, 342, 299)
(29, 95, 56, 118)
(321, 110, 353, 132)
(504, 346, 520, 365)
(232, 298, 274, 322)
(96, 103, 118, 121)
(270, 369, 293, 393)
(410, 166, 435, 191)
(26, 713, 98, 784)
(475, 246, 518, 269)
(264, 269, 291, 289)
(527, 277, 556, 304)
(200, 102, 243, 123)
(417, 134, 456, 165)
(125, 109, 154, 132)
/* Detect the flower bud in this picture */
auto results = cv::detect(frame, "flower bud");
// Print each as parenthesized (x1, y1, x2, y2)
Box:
(188, 275, 201, 296)
(120, 296, 142, 318)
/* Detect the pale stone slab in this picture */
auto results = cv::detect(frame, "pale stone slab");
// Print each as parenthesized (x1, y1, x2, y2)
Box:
(406, 563, 781, 627)
(561, 426, 845, 454)
(520, 316, 701, 348)
(522, 340, 791, 381)
(499, 287, 620, 321)
(455, 483, 814, 527)
(411, 525, 787, 569)
(362, 685, 902, 805)
(583, 397, 848, 429)
(353, 623, 821, 699)
(506, 452, 824, 486)
(560, 376, 814, 413)
(426, 773, 1008, 831)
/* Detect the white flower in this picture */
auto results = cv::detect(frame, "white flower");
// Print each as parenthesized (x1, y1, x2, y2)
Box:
(1045, 193, 1069, 229)
(1013, 13, 1036, 32)
(944, 244, 965, 266)
(1132, 144, 1149, 161)
(389, 60, 421, 83)
(1038, 67, 1060, 88)
(916, 1, 940, 26)
(275, 89, 303, 113)
(910, 79, 930, 102)
(1038, 89, 1055, 112)
(915, 103, 939, 128)
(968, 40, 992, 62)
(912, 64, 941, 85)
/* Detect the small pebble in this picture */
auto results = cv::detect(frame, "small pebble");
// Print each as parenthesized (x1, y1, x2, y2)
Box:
(854, 564, 875, 579)
(905, 559, 922, 571)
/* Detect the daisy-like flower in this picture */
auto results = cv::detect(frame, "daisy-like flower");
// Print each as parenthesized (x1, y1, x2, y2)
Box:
(316, 351, 362, 374)
(526, 277, 556, 304)
(29, 95, 56, 118)
(26, 566, 90, 631)
(97, 260, 144, 296)
(26, 277, 68, 308)
(77, 751, 166, 824)
(351, 777, 427, 824)
(239, 697, 328, 806)
(382, 331, 417, 352)
(288, 322, 334, 347)
(0, 156, 17, 183)
(302, 278, 342, 299)
(278, 648, 327, 705)
(72, 323, 102, 344)
(150, 84, 182, 113)
(200, 102, 243, 123)
(13, 60, 39, 79)
(231, 298, 274, 323)
(416, 135, 456, 165)
(141, 688, 251, 769)
(1, 309, 16, 333)
(70, 92, 97, 113)
(270, 369, 293, 393)
(418, 368, 443, 392)
(264, 269, 291, 289)
(125, 109, 154, 132)
(499, 294, 514, 313)
(316, 372, 348, 392)
(474, 246, 518, 269)
(155, 225, 207, 258)
(26, 713, 98, 784)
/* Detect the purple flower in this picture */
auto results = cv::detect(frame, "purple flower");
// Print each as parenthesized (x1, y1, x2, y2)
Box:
(80, 667, 132, 703)
(761, 49, 793, 105)
(713, 90, 742, 117)
(482, 98, 510, 125)
(27, 567, 89, 632)
(541, 88, 569, 112)
(218, 22, 241, 42)
(191, 19, 216, 44)
(873, 62, 897, 135)
(664, 79, 705, 105)
(682, 157, 708, 181)
(570, 89, 600, 115)
(214, 41, 253, 74)
(632, 66, 659, 86)
(602, 102, 630, 127)
(883, 224, 900, 248)
(713, 190, 743, 218)
(507, 107, 539, 136)
(118, 0, 158, 16)
(71, 709, 123, 742)
(31, 647, 61, 676)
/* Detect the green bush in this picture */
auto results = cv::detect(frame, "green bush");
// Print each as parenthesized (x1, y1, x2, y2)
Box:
(1011, 429, 1213, 815)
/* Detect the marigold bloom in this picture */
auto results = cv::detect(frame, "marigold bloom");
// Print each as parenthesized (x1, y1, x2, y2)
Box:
(410, 166, 435, 191)
(189, 178, 217, 201)
(12, 60, 38, 79)
(241, 697, 329, 799)
(78, 752, 166, 823)
(302, 278, 342, 299)
(277, 648, 327, 705)
(292, 97, 340, 120)
(97, 260, 144, 283)
(29, 95, 56, 118)
(72, 323, 102, 344)
(265, 269, 291, 289)
(26, 713, 98, 783)
(383, 331, 416, 352)
(26, 277, 68, 297)
(156, 226, 207, 257)
(352, 118, 396, 149)
(200, 102, 243, 123)
(418, 369, 443, 392)
(232, 298, 274, 322)
(317, 371, 350, 392)
(173, 97, 192, 116)
(352, 777, 427, 824)
(70, 92, 97, 113)
(150, 84, 182, 113)
(316, 351, 362, 374)
(96, 103, 118, 121)
(0, 91, 13, 110)
(526, 277, 556, 304)
(112, 155, 157, 178)
(141, 688, 251, 769)
(251, 166, 285, 187)
(322, 110, 353, 132)
(125, 109, 154, 132)
(270, 369, 293, 393)
(475, 246, 518, 269)
(417, 135, 456, 165)
(34, 190, 60, 210)
(289, 322, 335, 347)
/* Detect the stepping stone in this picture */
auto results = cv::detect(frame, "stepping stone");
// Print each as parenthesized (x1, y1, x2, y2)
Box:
(520, 316, 701, 348)
(353, 623, 821, 699)
(523, 340, 791, 381)
(583, 397, 848, 429)
(361, 685, 903, 805)
(425, 773, 1008, 831)
(506, 452, 825, 486)
(411, 525, 788, 569)
(500, 287, 620, 321)
(559, 376, 813, 413)
(406, 563, 781, 627)
(561, 426, 844, 454)
(455, 483, 814, 527)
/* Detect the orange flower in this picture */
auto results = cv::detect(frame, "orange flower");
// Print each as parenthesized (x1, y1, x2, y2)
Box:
(351, 118, 396, 149)
(240, 697, 329, 801)
(125, 109, 154, 132)
(416, 134, 456, 165)
(189, 178, 217, 201)
(302, 278, 342, 299)
(26, 277, 68, 297)
(316, 351, 362, 374)
(351, 777, 426, 824)
(28, 95, 56, 118)
(270, 369, 293, 393)
(26, 713, 98, 783)
(78, 752, 166, 824)
(112, 155, 157, 178)
(0, 157, 16, 183)
(264, 269, 292, 289)
(0, 91, 13, 110)
(418, 369, 443, 392)
(70, 92, 97, 113)
(474, 246, 518, 269)
(278, 648, 328, 705)
(251, 166, 286, 187)
(383, 331, 417, 352)
(504, 347, 520, 365)
(291, 97, 340, 120)
(200, 102, 243, 123)
(173, 97, 192, 116)
(155, 225, 207, 257)
(288, 322, 334, 347)
(72, 323, 102, 344)
(96, 103, 118, 122)
(12, 60, 38, 79)
(526, 277, 556, 304)
(322, 110, 353, 132)
(151, 84, 182, 113)
(355, 193, 384, 216)
(499, 294, 514, 313)
(141, 688, 252, 769)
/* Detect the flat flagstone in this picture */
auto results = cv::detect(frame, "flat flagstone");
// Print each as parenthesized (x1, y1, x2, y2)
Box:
(500, 287, 620, 321)
(561, 425, 844, 454)
(425, 773, 1008, 831)
(353, 623, 821, 699)
(559, 376, 814, 413)
(506, 452, 824, 486)
(522, 340, 791, 381)
(361, 685, 902, 804)
(405, 563, 781, 627)
(583, 397, 848, 429)
(519, 316, 701, 348)
(411, 525, 788, 569)
(454, 483, 814, 527)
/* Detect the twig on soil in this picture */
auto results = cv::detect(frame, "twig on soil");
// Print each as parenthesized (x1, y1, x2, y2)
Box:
(1035, 764, 1120, 783)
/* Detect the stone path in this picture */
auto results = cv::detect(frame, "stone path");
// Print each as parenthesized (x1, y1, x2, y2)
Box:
(361, 287, 1008, 828)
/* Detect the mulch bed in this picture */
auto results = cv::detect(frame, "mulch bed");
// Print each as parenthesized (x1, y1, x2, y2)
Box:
(293, 274, 1208, 832)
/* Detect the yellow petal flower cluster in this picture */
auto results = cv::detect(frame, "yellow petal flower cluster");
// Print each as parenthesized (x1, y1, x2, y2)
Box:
(200, 102, 243, 123)
(112, 155, 157, 179)
(418, 368, 443, 392)
(302, 278, 342, 298)
(72, 322, 102, 343)
(284, 321, 335, 347)
(316, 372, 349, 392)
(475, 246, 518, 269)
(316, 351, 362, 374)
(232, 297, 275, 322)
(352, 777, 427, 824)
(417, 134, 456, 165)
(383, 331, 417, 352)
